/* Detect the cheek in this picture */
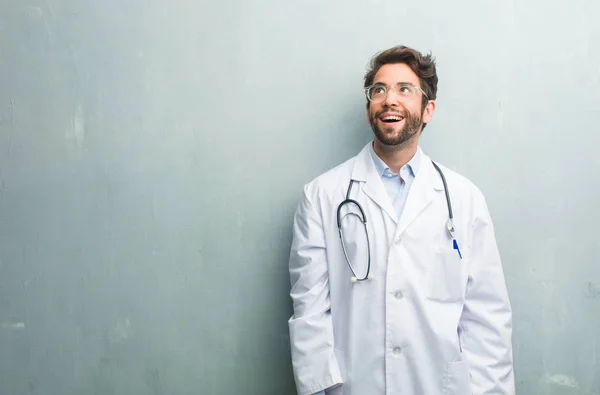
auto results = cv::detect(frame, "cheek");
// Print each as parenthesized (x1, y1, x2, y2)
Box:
(410, 104, 425, 120)
(367, 104, 381, 120)
(366, 107, 374, 123)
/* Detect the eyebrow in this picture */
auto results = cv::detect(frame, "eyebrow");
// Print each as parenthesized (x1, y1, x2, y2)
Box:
(372, 81, 416, 87)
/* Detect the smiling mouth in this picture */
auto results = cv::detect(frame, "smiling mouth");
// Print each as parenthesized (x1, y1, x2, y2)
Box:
(380, 114, 404, 124)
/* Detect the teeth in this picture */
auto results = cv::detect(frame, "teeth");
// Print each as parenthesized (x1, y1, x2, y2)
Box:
(382, 116, 402, 121)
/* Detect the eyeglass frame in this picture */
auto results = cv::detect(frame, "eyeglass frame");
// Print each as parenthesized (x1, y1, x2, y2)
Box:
(364, 82, 430, 104)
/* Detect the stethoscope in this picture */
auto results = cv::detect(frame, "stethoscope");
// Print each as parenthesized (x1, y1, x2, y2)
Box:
(336, 160, 461, 283)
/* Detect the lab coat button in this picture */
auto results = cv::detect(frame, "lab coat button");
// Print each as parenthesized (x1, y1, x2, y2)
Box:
(394, 291, 404, 299)
(393, 347, 402, 355)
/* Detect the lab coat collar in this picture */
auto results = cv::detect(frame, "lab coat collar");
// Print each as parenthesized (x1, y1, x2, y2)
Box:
(395, 147, 445, 237)
(350, 141, 444, 227)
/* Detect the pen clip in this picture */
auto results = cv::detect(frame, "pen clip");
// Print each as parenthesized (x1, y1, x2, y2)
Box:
(446, 219, 456, 239)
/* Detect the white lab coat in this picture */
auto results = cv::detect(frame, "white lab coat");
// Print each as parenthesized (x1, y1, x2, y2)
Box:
(288, 143, 514, 395)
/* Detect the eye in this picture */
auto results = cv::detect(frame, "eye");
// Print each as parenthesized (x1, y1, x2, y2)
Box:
(368, 85, 387, 100)
(372, 86, 386, 95)
(399, 85, 414, 95)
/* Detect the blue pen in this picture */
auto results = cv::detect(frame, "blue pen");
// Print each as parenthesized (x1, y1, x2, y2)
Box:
(453, 239, 462, 259)
(446, 219, 462, 260)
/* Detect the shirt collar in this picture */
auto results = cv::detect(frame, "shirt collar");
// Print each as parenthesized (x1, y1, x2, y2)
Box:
(369, 141, 420, 177)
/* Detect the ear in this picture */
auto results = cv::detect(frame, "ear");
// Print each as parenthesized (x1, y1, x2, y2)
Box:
(421, 100, 436, 124)
(366, 102, 371, 124)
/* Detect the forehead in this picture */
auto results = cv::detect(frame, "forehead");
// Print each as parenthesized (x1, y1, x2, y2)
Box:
(373, 63, 420, 85)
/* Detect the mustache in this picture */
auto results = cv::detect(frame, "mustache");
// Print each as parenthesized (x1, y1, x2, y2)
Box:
(375, 109, 407, 118)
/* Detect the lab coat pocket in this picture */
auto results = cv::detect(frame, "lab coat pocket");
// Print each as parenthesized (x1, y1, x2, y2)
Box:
(426, 247, 465, 303)
(444, 360, 472, 395)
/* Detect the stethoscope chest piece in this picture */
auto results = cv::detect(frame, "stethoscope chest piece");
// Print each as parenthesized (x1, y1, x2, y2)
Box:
(446, 218, 456, 239)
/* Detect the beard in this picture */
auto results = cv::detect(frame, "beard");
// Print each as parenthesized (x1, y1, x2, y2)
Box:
(369, 107, 424, 147)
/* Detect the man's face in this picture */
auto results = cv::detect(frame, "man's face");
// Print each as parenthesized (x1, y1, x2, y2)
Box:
(366, 63, 434, 147)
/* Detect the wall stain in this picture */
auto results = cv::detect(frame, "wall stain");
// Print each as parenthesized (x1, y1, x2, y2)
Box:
(584, 282, 600, 299)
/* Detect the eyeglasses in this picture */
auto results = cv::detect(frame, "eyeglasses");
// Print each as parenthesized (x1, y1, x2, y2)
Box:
(364, 82, 429, 103)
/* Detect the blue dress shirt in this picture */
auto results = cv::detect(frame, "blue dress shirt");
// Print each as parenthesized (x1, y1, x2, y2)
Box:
(369, 142, 420, 222)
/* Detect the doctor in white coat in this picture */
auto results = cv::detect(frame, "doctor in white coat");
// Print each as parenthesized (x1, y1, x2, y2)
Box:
(287, 45, 514, 395)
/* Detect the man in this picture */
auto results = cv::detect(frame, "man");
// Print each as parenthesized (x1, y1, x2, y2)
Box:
(287, 45, 514, 395)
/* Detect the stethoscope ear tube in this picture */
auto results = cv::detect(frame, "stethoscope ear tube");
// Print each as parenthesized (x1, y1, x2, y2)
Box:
(338, 207, 372, 283)
(431, 161, 453, 221)
(337, 180, 372, 282)
(431, 161, 462, 260)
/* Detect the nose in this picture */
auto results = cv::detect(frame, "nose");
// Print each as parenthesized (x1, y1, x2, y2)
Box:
(382, 87, 400, 107)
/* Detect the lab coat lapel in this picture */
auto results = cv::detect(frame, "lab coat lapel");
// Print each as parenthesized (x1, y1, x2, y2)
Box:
(395, 148, 444, 237)
(350, 143, 397, 223)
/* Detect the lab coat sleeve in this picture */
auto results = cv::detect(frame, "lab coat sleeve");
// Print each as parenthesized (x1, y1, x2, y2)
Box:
(459, 194, 515, 395)
(288, 185, 343, 395)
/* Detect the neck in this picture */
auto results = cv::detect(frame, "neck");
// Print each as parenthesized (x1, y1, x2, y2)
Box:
(373, 138, 419, 174)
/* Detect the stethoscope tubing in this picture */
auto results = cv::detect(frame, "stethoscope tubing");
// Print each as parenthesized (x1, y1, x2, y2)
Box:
(337, 160, 453, 282)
